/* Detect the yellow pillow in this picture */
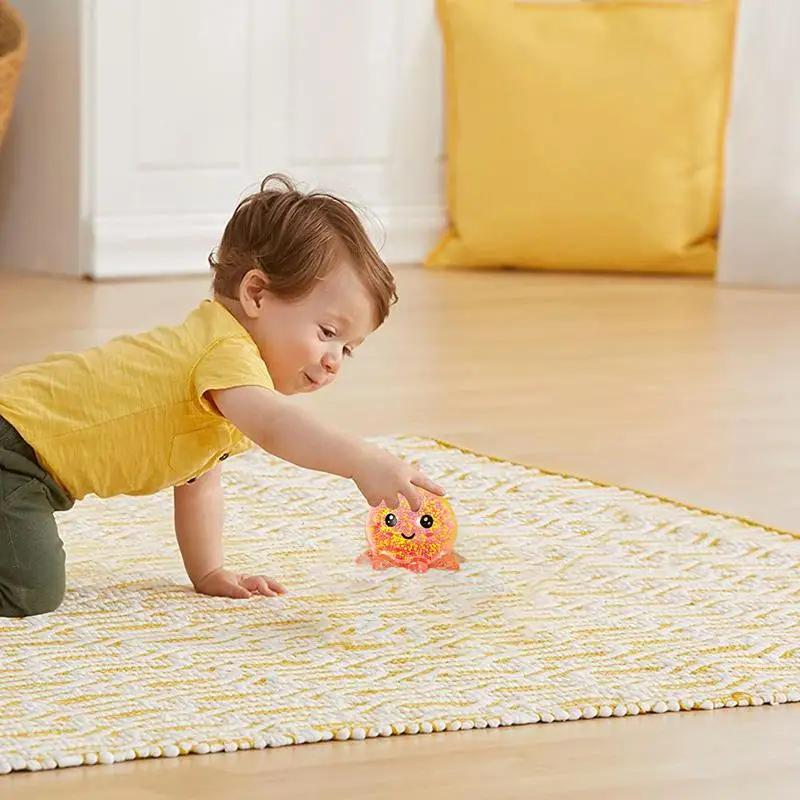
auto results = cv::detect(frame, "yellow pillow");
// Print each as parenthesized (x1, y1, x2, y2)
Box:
(427, 0, 738, 275)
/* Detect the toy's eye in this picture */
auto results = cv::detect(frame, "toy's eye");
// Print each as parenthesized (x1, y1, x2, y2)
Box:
(384, 513, 398, 527)
(419, 514, 434, 529)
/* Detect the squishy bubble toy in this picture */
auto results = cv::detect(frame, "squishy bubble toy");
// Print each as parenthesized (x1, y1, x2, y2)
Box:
(357, 490, 462, 573)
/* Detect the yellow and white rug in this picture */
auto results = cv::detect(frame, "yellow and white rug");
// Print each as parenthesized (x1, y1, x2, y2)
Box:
(1, 437, 799, 774)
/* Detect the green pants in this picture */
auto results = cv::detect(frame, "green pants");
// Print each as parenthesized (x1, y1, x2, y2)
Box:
(0, 417, 74, 617)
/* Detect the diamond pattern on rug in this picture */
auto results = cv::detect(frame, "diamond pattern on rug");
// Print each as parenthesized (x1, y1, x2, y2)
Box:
(1, 436, 798, 773)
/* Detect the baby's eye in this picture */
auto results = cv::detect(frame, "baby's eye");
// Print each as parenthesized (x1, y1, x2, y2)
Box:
(320, 326, 336, 340)
(343, 346, 354, 358)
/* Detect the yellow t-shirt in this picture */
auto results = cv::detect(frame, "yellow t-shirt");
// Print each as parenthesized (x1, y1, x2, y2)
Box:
(0, 300, 273, 500)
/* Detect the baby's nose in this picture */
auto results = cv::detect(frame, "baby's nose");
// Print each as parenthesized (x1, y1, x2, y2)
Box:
(322, 352, 340, 374)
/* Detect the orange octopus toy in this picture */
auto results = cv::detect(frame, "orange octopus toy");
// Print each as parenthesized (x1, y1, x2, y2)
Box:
(357, 489, 462, 573)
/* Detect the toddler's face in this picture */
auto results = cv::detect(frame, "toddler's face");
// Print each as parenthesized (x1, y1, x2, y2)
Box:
(246, 262, 377, 395)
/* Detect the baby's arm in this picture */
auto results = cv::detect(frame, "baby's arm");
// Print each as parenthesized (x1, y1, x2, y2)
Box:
(208, 385, 444, 510)
(173, 464, 224, 587)
(174, 463, 285, 599)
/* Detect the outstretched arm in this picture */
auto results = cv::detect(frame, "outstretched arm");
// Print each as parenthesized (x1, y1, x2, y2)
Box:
(208, 385, 444, 510)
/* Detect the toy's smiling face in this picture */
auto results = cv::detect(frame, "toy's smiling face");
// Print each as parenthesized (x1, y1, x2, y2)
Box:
(366, 492, 458, 567)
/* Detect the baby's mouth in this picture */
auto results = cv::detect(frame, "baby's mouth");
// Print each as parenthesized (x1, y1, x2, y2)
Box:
(401, 532, 415, 540)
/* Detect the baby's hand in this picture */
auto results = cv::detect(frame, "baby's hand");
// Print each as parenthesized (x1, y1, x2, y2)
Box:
(194, 568, 286, 600)
(352, 444, 445, 511)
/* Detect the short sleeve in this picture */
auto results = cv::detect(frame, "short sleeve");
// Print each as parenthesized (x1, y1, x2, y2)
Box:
(191, 336, 273, 413)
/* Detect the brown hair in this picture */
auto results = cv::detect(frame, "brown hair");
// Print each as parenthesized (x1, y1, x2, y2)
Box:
(209, 174, 397, 325)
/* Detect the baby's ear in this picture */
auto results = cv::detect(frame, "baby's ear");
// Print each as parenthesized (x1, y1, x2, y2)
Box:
(239, 269, 270, 314)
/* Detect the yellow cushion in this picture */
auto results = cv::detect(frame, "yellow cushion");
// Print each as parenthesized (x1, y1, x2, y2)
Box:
(427, 0, 738, 275)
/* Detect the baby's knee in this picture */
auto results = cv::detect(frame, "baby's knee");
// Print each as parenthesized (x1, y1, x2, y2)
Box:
(22, 582, 64, 617)
(0, 566, 65, 617)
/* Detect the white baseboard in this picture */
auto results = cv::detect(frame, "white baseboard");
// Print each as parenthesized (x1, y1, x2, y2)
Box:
(89, 206, 446, 279)
(367, 205, 446, 266)
(90, 214, 224, 280)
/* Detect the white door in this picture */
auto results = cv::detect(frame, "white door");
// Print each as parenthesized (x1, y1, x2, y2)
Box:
(89, 0, 446, 278)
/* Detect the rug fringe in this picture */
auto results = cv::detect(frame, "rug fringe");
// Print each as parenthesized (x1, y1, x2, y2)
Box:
(3, 691, 799, 774)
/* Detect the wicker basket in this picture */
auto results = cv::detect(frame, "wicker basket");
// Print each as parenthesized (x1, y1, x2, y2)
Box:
(0, 1, 25, 149)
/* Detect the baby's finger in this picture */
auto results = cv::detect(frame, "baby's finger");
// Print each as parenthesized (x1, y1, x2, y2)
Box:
(412, 474, 446, 497)
(381, 493, 400, 510)
(402, 485, 422, 512)
(363, 490, 386, 508)
(244, 576, 277, 597)
(227, 583, 252, 599)
(266, 578, 287, 595)
(255, 581, 277, 598)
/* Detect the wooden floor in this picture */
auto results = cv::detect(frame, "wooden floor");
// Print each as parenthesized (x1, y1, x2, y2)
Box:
(1, 267, 799, 799)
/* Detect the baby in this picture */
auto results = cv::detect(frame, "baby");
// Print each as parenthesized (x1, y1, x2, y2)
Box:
(0, 174, 444, 618)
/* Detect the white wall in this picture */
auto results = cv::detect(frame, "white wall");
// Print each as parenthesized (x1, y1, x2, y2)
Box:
(0, 0, 446, 279)
(717, 1, 800, 287)
(1, 0, 796, 286)
(0, 0, 443, 277)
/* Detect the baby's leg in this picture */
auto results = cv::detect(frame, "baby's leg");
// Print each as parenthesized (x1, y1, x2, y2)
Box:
(0, 470, 66, 617)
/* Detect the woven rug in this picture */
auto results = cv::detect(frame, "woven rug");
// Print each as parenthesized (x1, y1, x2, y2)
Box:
(1, 437, 799, 774)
